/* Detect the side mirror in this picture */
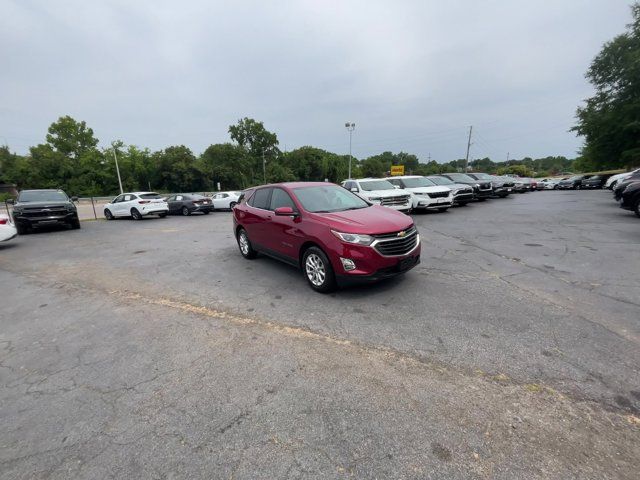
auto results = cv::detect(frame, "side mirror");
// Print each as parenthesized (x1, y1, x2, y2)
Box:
(350, 187, 358, 193)
(71, 196, 78, 202)
(274, 206, 296, 216)
(6, 198, 15, 205)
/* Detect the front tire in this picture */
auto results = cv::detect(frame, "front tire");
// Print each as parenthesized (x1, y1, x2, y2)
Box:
(71, 219, 81, 229)
(104, 209, 114, 220)
(15, 223, 28, 235)
(302, 246, 336, 293)
(237, 228, 257, 259)
(575, 185, 581, 190)
(181, 206, 190, 216)
(635, 199, 640, 218)
(131, 208, 143, 220)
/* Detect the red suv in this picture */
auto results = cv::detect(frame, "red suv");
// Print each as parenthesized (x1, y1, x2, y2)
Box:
(232, 182, 421, 292)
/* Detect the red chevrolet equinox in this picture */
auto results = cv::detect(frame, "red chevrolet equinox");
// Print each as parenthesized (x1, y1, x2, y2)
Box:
(232, 182, 421, 292)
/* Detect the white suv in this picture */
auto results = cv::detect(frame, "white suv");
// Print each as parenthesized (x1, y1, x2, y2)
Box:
(104, 192, 169, 220)
(341, 178, 412, 212)
(386, 175, 453, 212)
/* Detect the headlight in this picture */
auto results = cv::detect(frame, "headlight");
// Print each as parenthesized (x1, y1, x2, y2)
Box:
(475, 184, 480, 188)
(331, 230, 374, 246)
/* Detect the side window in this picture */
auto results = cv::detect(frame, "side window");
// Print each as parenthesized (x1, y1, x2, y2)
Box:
(113, 195, 124, 203)
(166, 196, 175, 202)
(344, 181, 355, 191)
(270, 188, 296, 211)
(248, 188, 271, 209)
(221, 193, 229, 198)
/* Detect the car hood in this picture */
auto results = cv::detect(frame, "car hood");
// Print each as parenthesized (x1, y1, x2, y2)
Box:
(310, 205, 414, 235)
(359, 189, 408, 197)
(15, 201, 74, 208)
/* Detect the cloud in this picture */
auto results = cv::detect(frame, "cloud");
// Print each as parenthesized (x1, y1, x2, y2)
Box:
(0, 0, 633, 161)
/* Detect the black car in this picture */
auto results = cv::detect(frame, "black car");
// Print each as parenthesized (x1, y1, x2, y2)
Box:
(620, 180, 640, 217)
(466, 172, 513, 198)
(165, 193, 213, 215)
(557, 175, 591, 189)
(581, 175, 608, 189)
(7, 189, 80, 234)
(438, 173, 493, 200)
(613, 176, 640, 201)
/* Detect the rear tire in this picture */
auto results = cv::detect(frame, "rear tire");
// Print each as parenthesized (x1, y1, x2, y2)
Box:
(158, 212, 167, 218)
(575, 185, 581, 190)
(203, 210, 210, 215)
(229, 201, 237, 210)
(302, 246, 336, 293)
(104, 209, 114, 220)
(131, 208, 143, 220)
(237, 228, 257, 259)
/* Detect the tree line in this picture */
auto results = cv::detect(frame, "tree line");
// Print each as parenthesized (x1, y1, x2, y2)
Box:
(0, 115, 578, 197)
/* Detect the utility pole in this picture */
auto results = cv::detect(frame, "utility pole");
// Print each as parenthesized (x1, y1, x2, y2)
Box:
(345, 122, 355, 179)
(506, 151, 510, 162)
(464, 126, 473, 172)
(112, 143, 124, 194)
(262, 148, 266, 184)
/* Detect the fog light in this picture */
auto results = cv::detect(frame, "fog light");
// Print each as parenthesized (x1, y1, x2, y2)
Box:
(340, 258, 356, 271)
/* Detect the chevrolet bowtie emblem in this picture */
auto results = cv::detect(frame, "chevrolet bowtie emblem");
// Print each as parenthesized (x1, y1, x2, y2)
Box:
(397, 230, 406, 237)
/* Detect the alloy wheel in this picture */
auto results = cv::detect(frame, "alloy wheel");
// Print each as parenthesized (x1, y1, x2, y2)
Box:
(305, 253, 326, 287)
(239, 232, 250, 255)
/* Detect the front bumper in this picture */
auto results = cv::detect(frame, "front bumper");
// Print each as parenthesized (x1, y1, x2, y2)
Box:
(475, 188, 493, 198)
(413, 196, 453, 209)
(492, 186, 512, 196)
(13, 212, 78, 228)
(336, 254, 421, 286)
(327, 233, 421, 284)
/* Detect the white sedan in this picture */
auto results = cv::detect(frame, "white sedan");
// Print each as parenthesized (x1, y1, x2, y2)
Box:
(103, 192, 168, 220)
(210, 191, 241, 210)
(0, 213, 17, 243)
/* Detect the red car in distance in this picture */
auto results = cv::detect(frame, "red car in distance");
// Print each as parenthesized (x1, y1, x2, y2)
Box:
(232, 182, 421, 292)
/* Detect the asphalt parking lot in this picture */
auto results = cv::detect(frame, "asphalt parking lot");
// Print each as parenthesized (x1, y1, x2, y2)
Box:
(1, 190, 639, 479)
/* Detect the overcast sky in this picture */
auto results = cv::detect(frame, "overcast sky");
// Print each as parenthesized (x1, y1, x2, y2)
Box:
(0, 0, 634, 163)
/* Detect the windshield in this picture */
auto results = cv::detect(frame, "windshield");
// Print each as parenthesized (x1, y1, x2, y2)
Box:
(18, 191, 68, 202)
(293, 185, 369, 213)
(359, 180, 395, 191)
(401, 177, 436, 188)
(428, 176, 454, 186)
(471, 173, 493, 180)
(446, 173, 475, 182)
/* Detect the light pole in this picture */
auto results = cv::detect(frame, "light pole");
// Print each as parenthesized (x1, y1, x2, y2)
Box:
(110, 142, 124, 194)
(345, 122, 355, 179)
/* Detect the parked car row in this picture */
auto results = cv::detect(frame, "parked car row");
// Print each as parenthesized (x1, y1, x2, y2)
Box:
(612, 169, 640, 217)
(339, 172, 531, 214)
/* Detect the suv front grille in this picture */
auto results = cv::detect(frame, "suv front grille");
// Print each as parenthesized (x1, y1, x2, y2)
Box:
(380, 195, 410, 206)
(373, 227, 419, 256)
(478, 183, 492, 190)
(22, 208, 68, 217)
(427, 191, 449, 199)
(502, 182, 514, 187)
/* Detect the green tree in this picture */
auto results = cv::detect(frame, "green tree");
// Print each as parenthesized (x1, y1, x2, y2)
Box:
(228, 118, 280, 185)
(573, 3, 640, 169)
(496, 165, 535, 177)
(200, 143, 252, 190)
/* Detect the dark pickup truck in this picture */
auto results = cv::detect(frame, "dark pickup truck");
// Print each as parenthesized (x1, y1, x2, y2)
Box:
(8, 189, 80, 234)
